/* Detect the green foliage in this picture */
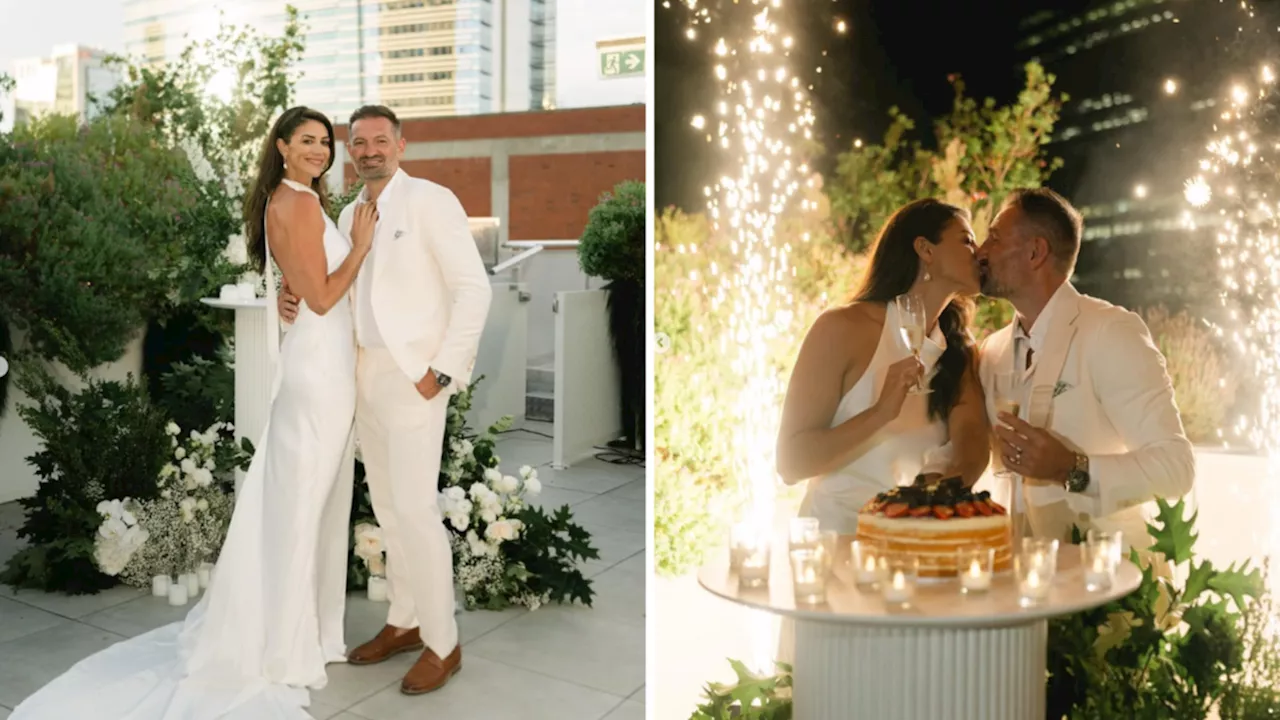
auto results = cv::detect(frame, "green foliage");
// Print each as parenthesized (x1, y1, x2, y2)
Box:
(578, 179, 646, 284)
(1, 366, 171, 594)
(509, 503, 599, 607)
(154, 344, 235, 437)
(328, 180, 364, 223)
(827, 61, 1065, 254)
(691, 660, 793, 720)
(1141, 305, 1238, 445)
(1046, 497, 1273, 720)
(98, 5, 306, 200)
(0, 115, 220, 372)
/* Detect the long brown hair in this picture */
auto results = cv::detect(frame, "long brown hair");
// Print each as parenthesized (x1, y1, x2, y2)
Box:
(851, 198, 977, 421)
(243, 106, 335, 273)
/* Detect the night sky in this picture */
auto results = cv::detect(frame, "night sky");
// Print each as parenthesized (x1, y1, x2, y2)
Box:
(654, 0, 1083, 212)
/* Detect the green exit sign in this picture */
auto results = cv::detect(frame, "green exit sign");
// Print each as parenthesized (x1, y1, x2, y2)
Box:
(599, 47, 645, 78)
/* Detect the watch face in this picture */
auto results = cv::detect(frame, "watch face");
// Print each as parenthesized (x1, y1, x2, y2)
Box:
(1068, 471, 1089, 493)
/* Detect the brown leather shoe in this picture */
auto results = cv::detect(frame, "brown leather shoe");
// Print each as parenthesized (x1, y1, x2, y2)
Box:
(347, 624, 424, 666)
(400, 645, 462, 695)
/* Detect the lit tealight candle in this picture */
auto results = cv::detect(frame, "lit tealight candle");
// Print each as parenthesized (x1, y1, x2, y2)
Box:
(367, 576, 388, 602)
(1084, 553, 1113, 592)
(167, 582, 189, 607)
(197, 563, 213, 589)
(961, 558, 992, 593)
(151, 574, 171, 597)
(882, 570, 913, 604)
(184, 572, 200, 597)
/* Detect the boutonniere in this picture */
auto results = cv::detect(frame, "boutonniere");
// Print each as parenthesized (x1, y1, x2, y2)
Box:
(1053, 381, 1073, 398)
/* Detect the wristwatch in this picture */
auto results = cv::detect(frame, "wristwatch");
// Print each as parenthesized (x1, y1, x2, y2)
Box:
(1065, 452, 1090, 493)
(433, 369, 452, 388)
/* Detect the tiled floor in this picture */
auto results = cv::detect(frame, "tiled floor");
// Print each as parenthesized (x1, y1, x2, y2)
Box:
(0, 420, 645, 720)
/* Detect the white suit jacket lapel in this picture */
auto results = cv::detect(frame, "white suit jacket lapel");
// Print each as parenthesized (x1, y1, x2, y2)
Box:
(1023, 288, 1081, 507)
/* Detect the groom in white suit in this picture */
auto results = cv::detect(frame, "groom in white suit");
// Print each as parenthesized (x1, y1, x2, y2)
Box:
(975, 187, 1194, 551)
(280, 105, 491, 694)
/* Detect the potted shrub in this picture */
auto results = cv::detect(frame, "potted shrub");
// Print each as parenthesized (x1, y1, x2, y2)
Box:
(578, 179, 646, 453)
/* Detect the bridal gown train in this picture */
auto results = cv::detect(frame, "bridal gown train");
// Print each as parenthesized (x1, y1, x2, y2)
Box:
(12, 178, 358, 720)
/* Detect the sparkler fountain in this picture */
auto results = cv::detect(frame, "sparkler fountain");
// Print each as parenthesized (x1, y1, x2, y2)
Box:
(665, 0, 838, 672)
(1182, 0, 1280, 594)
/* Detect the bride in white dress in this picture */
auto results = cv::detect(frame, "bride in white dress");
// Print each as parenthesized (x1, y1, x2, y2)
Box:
(11, 106, 376, 719)
(777, 198, 992, 534)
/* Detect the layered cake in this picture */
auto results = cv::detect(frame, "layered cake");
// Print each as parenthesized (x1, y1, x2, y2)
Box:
(856, 477, 1013, 577)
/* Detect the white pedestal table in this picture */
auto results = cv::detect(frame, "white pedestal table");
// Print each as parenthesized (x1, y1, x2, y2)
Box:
(698, 540, 1140, 720)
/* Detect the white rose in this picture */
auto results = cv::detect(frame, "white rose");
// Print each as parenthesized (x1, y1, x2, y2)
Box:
(196, 498, 209, 511)
(160, 464, 176, 478)
(190, 429, 201, 441)
(457, 498, 474, 516)
(184, 476, 197, 491)
(499, 475, 519, 494)
(196, 468, 214, 487)
(166, 422, 180, 436)
(353, 523, 385, 560)
(449, 512, 470, 532)
(480, 509, 497, 524)
(161, 489, 172, 499)
(524, 477, 542, 496)
(445, 486, 466, 501)
(180, 458, 197, 475)
(203, 458, 216, 471)
(519, 465, 533, 479)
(459, 440, 474, 457)
(96, 500, 112, 515)
(484, 468, 503, 485)
(485, 519, 516, 542)
(174, 447, 187, 460)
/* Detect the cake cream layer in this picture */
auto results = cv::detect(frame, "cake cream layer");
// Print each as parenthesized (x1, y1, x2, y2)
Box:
(856, 514, 1014, 576)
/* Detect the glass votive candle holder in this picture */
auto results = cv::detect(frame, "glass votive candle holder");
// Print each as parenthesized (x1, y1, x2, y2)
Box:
(1021, 537, 1060, 571)
(737, 534, 772, 589)
(850, 540, 884, 591)
(790, 548, 826, 605)
(817, 530, 839, 574)
(729, 522, 753, 571)
(1082, 535, 1121, 593)
(789, 517, 821, 550)
(1086, 530, 1124, 564)
(1015, 550, 1056, 607)
(879, 553, 919, 608)
(957, 546, 995, 594)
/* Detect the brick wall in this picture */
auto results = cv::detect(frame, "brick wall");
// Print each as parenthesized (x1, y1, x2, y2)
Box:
(336, 104, 645, 241)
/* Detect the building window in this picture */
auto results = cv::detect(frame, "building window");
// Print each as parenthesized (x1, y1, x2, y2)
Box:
(429, 46, 454, 56)
(383, 48, 426, 59)
(384, 73, 425, 83)
(382, 0, 455, 8)
(385, 95, 454, 108)
(381, 21, 455, 35)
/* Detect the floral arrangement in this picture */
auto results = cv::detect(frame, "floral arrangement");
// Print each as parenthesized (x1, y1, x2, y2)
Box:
(108, 420, 244, 586)
(347, 377, 599, 611)
(353, 522, 386, 578)
(92, 499, 149, 577)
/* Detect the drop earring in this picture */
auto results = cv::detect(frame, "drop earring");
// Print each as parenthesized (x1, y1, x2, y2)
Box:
(923, 270, 931, 282)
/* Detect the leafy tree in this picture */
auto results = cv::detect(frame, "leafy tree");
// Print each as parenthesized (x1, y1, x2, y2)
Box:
(827, 61, 1067, 336)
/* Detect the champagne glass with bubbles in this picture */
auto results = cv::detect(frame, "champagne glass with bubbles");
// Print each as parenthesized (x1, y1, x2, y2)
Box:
(895, 294, 929, 394)
(990, 371, 1024, 478)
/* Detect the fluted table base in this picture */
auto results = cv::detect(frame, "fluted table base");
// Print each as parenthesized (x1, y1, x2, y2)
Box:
(792, 619, 1046, 720)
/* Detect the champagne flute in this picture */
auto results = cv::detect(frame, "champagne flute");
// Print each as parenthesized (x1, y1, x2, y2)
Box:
(990, 371, 1023, 479)
(895, 294, 930, 394)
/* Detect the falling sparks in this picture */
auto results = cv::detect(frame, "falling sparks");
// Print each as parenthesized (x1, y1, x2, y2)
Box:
(1184, 0, 1280, 600)
(668, 0, 833, 671)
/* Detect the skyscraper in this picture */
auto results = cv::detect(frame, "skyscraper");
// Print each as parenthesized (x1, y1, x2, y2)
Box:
(121, 0, 552, 122)
(7, 44, 119, 128)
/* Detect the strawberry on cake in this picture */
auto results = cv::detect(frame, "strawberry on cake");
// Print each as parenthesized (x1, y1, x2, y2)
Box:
(855, 477, 1013, 577)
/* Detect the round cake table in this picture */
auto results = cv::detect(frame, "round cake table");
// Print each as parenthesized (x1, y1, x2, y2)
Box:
(698, 538, 1140, 720)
